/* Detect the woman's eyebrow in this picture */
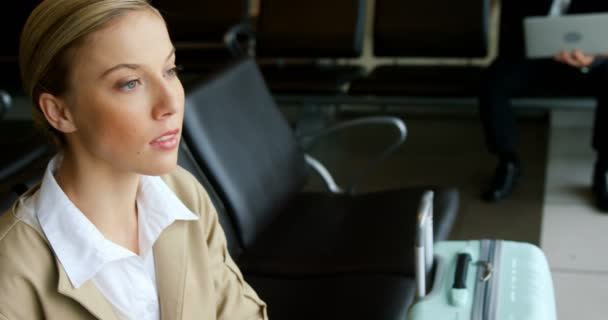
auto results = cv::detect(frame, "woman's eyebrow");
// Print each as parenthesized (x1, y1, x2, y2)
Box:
(166, 47, 176, 61)
(100, 63, 140, 79)
(99, 47, 176, 79)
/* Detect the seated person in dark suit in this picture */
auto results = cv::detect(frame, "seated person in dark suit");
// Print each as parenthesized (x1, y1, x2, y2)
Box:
(480, 0, 608, 211)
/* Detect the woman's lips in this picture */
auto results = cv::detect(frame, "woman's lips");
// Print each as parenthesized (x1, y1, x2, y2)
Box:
(150, 129, 180, 150)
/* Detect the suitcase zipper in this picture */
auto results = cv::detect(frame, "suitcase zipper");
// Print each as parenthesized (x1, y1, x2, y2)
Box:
(472, 240, 502, 320)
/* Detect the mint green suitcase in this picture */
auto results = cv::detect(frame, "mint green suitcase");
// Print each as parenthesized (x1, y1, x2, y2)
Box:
(408, 192, 557, 320)
(408, 240, 557, 320)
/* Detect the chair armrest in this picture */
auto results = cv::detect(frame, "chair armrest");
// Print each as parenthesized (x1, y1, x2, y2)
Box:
(299, 116, 407, 194)
(304, 154, 345, 194)
(0, 90, 11, 120)
(223, 22, 255, 57)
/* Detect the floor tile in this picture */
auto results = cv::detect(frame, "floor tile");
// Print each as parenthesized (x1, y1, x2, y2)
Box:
(550, 109, 594, 128)
(541, 204, 608, 272)
(544, 155, 596, 206)
(548, 127, 594, 158)
(552, 270, 608, 320)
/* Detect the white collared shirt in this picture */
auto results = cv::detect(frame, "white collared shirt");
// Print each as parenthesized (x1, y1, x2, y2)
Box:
(18, 155, 199, 319)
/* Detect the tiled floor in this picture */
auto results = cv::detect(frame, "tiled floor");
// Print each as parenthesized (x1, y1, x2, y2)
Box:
(542, 110, 608, 319)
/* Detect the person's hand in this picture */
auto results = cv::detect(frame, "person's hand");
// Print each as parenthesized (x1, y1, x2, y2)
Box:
(553, 49, 595, 69)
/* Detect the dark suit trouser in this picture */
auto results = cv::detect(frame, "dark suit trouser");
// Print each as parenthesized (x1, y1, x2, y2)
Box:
(479, 57, 608, 155)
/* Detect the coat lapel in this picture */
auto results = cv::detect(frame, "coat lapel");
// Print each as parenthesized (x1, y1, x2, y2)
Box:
(154, 220, 189, 320)
(56, 260, 117, 320)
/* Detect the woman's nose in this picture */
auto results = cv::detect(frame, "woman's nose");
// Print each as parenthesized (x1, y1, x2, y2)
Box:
(152, 80, 182, 120)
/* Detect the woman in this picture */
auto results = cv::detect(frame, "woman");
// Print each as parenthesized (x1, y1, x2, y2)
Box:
(0, 0, 267, 319)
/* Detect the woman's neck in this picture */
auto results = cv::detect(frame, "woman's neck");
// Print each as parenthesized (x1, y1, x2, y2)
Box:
(54, 150, 141, 255)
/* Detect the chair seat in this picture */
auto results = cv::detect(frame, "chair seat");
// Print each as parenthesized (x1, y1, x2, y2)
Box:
(348, 65, 483, 97)
(261, 63, 366, 94)
(237, 187, 458, 276)
(246, 274, 415, 320)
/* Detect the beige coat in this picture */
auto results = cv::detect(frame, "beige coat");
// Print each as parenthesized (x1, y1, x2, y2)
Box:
(0, 167, 267, 319)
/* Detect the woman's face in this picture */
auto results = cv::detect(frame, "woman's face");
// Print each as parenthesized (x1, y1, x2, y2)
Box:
(61, 9, 184, 176)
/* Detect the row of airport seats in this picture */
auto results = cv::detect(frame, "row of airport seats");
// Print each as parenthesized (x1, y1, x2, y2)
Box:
(254, 0, 602, 106)
(0, 57, 460, 319)
(155, 0, 493, 99)
(147, 0, 602, 112)
(0, 0, 600, 117)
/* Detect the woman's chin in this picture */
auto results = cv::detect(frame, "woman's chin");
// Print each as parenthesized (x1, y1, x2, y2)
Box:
(138, 155, 179, 176)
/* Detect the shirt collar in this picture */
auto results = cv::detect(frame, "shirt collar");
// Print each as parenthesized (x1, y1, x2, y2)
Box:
(36, 155, 198, 288)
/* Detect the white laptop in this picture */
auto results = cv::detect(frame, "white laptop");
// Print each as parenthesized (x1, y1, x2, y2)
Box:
(524, 12, 608, 59)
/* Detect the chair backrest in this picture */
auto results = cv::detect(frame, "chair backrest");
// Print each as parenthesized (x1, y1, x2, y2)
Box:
(373, 0, 490, 57)
(177, 141, 243, 257)
(182, 58, 308, 248)
(152, 0, 250, 43)
(255, 0, 366, 58)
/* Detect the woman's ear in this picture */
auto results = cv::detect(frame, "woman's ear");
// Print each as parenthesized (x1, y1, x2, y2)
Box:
(38, 92, 77, 133)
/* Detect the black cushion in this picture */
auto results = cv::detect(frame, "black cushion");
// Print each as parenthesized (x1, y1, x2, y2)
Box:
(255, 0, 365, 58)
(152, 0, 248, 43)
(246, 274, 415, 320)
(238, 187, 459, 276)
(177, 141, 243, 257)
(373, 0, 490, 57)
(183, 59, 309, 248)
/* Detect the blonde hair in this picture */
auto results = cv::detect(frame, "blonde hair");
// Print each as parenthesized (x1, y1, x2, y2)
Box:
(19, 0, 159, 147)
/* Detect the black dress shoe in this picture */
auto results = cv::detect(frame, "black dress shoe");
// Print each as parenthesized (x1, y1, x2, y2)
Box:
(482, 160, 521, 202)
(592, 164, 608, 212)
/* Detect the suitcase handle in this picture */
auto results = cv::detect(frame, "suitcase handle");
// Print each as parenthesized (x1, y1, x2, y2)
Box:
(449, 253, 472, 306)
(453, 253, 472, 289)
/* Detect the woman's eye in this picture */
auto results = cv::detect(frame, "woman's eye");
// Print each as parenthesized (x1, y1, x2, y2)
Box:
(166, 65, 182, 78)
(119, 79, 140, 91)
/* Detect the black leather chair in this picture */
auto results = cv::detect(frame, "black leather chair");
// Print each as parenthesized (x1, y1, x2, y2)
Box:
(181, 57, 459, 277)
(254, 0, 366, 95)
(348, 0, 490, 98)
(152, 0, 253, 75)
(177, 140, 417, 320)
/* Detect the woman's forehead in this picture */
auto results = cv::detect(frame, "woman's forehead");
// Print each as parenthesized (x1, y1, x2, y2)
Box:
(74, 10, 172, 73)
